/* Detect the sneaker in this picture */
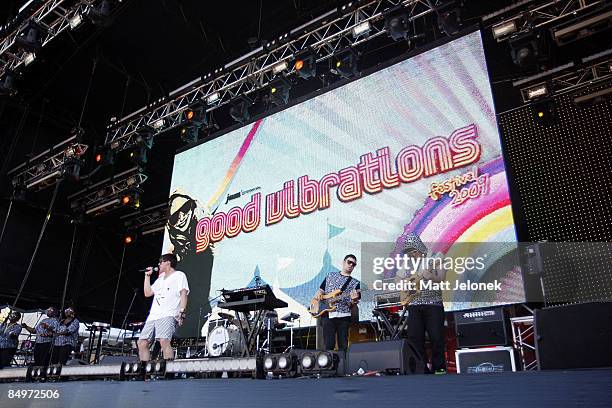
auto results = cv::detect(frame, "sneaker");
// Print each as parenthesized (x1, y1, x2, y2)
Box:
(434, 369, 447, 375)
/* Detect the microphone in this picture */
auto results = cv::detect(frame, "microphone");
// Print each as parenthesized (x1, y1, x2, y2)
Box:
(139, 266, 159, 273)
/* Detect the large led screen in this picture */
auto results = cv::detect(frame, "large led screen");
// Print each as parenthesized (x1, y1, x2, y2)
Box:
(164, 30, 525, 334)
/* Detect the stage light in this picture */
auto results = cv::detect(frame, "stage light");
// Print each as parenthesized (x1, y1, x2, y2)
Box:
(122, 195, 131, 205)
(185, 109, 195, 121)
(384, 7, 410, 41)
(352, 21, 371, 38)
(152, 118, 165, 130)
(69, 14, 83, 30)
(333, 48, 358, 79)
(301, 353, 314, 369)
(492, 20, 517, 40)
(294, 49, 316, 79)
(88, 0, 112, 27)
(272, 61, 288, 75)
(268, 78, 291, 106)
(317, 352, 332, 368)
(229, 96, 252, 124)
(510, 32, 545, 68)
(299, 351, 341, 377)
(124, 234, 134, 245)
(0, 70, 17, 96)
(263, 356, 275, 370)
(15, 21, 45, 52)
(23, 52, 36, 66)
(206, 92, 220, 105)
(130, 132, 153, 166)
(180, 125, 199, 144)
(522, 83, 549, 102)
(437, 5, 462, 36)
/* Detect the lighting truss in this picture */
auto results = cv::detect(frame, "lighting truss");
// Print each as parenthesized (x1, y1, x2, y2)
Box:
(121, 202, 168, 235)
(104, 0, 442, 152)
(7, 135, 88, 191)
(0, 0, 98, 78)
(514, 53, 612, 102)
(485, 0, 605, 42)
(67, 166, 147, 216)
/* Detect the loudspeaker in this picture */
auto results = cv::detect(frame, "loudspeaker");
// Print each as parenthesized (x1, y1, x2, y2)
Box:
(455, 307, 509, 348)
(456, 347, 516, 373)
(535, 302, 612, 370)
(347, 339, 424, 375)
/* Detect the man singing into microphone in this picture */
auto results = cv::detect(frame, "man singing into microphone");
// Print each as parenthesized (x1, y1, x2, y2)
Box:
(137, 253, 189, 362)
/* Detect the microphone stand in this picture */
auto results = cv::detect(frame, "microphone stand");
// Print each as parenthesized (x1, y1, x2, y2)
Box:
(118, 289, 138, 356)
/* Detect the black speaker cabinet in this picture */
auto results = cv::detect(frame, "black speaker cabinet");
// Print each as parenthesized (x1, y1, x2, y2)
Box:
(535, 302, 612, 370)
(456, 347, 516, 373)
(347, 339, 424, 375)
(455, 307, 509, 348)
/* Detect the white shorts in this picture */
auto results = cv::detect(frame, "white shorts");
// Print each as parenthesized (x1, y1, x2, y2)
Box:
(139, 316, 177, 342)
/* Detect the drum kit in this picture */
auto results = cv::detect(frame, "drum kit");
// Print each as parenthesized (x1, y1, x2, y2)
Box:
(205, 313, 245, 357)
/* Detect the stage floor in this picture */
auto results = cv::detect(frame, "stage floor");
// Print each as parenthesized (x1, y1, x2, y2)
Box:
(1, 368, 611, 408)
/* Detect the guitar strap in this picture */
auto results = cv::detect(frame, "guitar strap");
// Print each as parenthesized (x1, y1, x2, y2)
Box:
(323, 275, 353, 293)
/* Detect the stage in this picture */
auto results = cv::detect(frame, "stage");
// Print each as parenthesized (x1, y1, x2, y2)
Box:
(1, 369, 611, 408)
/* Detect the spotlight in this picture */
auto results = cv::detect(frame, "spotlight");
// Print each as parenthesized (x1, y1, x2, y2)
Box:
(437, 2, 462, 36)
(509, 32, 545, 68)
(185, 109, 195, 121)
(268, 78, 291, 106)
(94, 146, 115, 165)
(294, 49, 316, 80)
(262, 353, 298, 378)
(180, 125, 199, 144)
(492, 20, 517, 41)
(384, 7, 411, 41)
(300, 351, 341, 376)
(332, 48, 358, 79)
(229, 96, 252, 124)
(121, 190, 141, 209)
(130, 132, 153, 166)
(69, 14, 83, 30)
(15, 21, 45, 52)
(521, 83, 549, 102)
(0, 70, 18, 96)
(272, 61, 288, 75)
(23, 52, 36, 66)
(352, 21, 371, 38)
(88, 0, 113, 27)
(263, 355, 275, 371)
(206, 92, 220, 105)
(124, 234, 134, 245)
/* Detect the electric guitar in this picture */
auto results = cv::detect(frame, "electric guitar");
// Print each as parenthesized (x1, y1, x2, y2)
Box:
(309, 289, 343, 318)
(399, 272, 423, 307)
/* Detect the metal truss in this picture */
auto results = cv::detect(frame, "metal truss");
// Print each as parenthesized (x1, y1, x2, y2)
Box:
(551, 57, 612, 95)
(515, 53, 612, 100)
(121, 203, 168, 234)
(104, 0, 442, 151)
(0, 0, 97, 77)
(67, 166, 147, 215)
(7, 135, 88, 191)
(488, 0, 605, 42)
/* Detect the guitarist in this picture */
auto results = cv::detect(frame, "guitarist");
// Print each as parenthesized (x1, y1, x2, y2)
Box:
(315, 254, 361, 352)
(402, 233, 447, 374)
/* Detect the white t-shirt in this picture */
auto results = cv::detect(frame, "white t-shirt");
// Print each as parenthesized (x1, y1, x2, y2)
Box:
(147, 270, 190, 321)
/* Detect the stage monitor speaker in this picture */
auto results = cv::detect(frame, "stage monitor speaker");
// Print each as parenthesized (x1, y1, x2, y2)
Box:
(455, 307, 509, 348)
(347, 339, 424, 375)
(535, 302, 612, 370)
(456, 347, 516, 373)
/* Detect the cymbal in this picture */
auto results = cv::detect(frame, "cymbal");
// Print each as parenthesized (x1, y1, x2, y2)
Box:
(218, 312, 234, 321)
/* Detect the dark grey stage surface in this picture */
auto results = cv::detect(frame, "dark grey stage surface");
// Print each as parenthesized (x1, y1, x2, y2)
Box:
(1, 369, 612, 408)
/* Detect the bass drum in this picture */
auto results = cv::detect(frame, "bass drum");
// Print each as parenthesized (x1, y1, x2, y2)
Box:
(206, 326, 244, 357)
